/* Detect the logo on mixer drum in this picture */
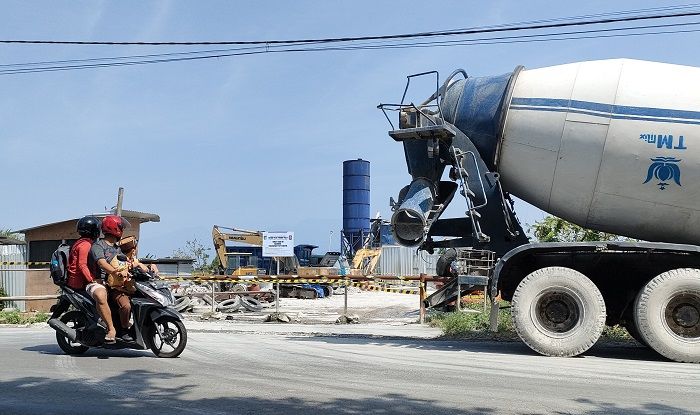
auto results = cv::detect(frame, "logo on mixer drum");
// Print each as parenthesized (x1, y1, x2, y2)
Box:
(644, 156, 682, 190)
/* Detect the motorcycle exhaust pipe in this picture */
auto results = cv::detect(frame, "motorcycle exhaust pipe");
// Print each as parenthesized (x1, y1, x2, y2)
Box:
(48, 318, 77, 342)
(391, 178, 435, 247)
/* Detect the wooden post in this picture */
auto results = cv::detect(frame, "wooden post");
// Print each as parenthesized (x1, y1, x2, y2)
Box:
(343, 278, 349, 316)
(275, 258, 280, 315)
(211, 283, 216, 313)
(419, 273, 426, 324)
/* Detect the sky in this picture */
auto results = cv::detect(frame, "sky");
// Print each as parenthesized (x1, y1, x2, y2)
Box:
(2, 1, 700, 258)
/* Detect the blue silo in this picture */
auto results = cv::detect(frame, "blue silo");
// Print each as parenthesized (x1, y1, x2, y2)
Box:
(342, 159, 370, 256)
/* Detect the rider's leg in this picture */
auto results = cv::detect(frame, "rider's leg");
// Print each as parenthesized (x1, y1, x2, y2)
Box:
(89, 284, 116, 342)
(111, 291, 132, 330)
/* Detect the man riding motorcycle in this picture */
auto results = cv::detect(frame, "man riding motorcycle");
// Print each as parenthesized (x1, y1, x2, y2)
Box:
(88, 215, 131, 343)
(66, 215, 122, 344)
(50, 214, 187, 357)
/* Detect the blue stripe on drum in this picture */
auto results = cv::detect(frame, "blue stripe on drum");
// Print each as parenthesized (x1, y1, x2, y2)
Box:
(510, 97, 700, 126)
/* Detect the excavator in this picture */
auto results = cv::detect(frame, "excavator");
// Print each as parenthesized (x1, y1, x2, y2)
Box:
(351, 247, 381, 276)
(212, 226, 296, 276)
(212, 225, 340, 298)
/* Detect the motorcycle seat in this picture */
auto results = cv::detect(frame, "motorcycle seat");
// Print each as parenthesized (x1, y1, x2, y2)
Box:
(63, 286, 96, 305)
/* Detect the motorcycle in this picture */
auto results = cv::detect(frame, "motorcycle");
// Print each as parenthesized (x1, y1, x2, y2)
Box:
(48, 263, 187, 358)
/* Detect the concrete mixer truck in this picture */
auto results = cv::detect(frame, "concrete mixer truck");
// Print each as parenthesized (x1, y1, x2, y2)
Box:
(379, 59, 700, 363)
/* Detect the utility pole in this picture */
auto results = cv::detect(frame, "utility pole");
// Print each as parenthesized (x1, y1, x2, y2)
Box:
(116, 187, 124, 216)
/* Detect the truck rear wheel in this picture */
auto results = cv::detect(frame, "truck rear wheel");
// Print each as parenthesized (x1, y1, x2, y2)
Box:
(512, 267, 606, 357)
(634, 268, 700, 363)
(623, 290, 649, 347)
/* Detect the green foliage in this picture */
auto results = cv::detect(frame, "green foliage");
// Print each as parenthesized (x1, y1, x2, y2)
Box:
(529, 215, 625, 242)
(0, 311, 21, 324)
(0, 285, 6, 310)
(428, 302, 635, 343)
(428, 301, 515, 338)
(602, 325, 633, 342)
(210, 256, 221, 272)
(173, 238, 212, 272)
(33, 313, 49, 323)
(0, 311, 50, 324)
(0, 227, 23, 240)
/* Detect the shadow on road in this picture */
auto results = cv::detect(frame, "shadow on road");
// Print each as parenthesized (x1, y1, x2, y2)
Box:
(585, 343, 667, 362)
(0, 369, 495, 415)
(551, 398, 700, 415)
(21, 343, 153, 358)
(0, 369, 695, 415)
(285, 334, 670, 362)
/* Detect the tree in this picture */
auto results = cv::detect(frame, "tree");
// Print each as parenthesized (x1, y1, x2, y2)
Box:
(529, 215, 627, 243)
(173, 238, 211, 272)
(0, 228, 22, 240)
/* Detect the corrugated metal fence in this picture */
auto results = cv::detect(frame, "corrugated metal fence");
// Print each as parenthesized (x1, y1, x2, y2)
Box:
(377, 245, 439, 276)
(0, 244, 27, 311)
(156, 262, 194, 276)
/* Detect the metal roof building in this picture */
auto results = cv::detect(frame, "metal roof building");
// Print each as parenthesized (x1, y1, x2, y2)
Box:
(10, 208, 160, 312)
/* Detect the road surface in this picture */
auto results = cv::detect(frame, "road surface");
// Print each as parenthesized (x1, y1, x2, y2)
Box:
(0, 324, 698, 414)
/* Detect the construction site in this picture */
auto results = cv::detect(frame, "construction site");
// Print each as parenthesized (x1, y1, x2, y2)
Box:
(2, 3, 700, 414)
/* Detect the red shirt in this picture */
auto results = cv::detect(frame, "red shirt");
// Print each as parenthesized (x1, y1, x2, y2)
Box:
(66, 238, 96, 290)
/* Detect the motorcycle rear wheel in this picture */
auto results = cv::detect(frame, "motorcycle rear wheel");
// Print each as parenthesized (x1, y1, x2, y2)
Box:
(147, 317, 187, 358)
(56, 311, 89, 355)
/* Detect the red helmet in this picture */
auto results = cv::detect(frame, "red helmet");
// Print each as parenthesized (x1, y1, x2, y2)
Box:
(101, 215, 130, 238)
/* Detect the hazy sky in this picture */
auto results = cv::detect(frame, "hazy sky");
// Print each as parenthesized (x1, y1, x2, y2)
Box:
(2, 1, 699, 257)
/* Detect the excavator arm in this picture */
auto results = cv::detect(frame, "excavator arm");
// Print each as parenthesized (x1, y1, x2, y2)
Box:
(351, 248, 381, 276)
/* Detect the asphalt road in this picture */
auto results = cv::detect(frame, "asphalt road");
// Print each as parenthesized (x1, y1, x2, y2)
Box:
(1, 325, 699, 415)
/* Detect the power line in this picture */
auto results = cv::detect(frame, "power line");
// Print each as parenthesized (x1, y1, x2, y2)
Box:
(3, 19, 698, 70)
(0, 8, 699, 46)
(1, 22, 699, 75)
(449, 3, 700, 30)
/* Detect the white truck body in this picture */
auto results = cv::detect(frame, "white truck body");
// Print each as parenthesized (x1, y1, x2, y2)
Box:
(500, 59, 700, 243)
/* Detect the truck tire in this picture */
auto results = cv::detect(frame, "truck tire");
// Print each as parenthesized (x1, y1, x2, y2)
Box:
(623, 290, 648, 347)
(241, 296, 263, 312)
(217, 296, 242, 313)
(512, 267, 606, 357)
(634, 268, 700, 363)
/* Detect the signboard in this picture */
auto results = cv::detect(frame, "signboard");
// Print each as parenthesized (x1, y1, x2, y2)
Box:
(262, 232, 295, 257)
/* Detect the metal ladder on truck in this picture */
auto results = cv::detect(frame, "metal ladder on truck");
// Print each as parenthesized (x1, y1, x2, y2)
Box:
(424, 249, 495, 312)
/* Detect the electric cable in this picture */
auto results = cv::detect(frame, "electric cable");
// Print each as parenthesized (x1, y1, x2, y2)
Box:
(0, 7, 698, 46)
(3, 18, 698, 70)
(1, 6, 700, 75)
(1, 22, 698, 75)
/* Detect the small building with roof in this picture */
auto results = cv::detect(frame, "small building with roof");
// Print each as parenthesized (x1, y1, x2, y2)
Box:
(18, 209, 160, 265)
(11, 208, 160, 312)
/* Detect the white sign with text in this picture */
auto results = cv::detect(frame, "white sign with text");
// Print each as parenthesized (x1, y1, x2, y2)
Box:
(262, 232, 295, 257)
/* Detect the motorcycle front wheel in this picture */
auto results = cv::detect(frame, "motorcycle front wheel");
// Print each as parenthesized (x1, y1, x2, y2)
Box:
(147, 317, 187, 358)
(56, 311, 89, 355)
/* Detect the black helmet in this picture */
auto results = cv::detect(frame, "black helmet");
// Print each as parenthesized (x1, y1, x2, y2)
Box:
(77, 216, 101, 239)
